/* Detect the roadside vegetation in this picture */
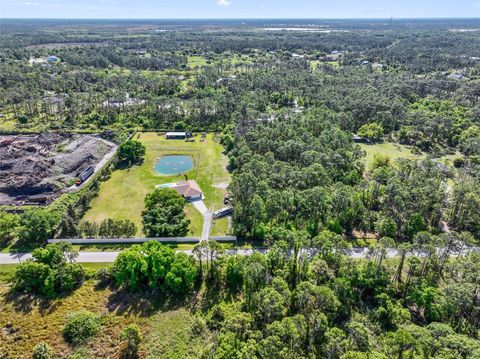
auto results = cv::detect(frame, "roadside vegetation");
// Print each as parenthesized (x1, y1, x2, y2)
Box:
(1, 239, 479, 358)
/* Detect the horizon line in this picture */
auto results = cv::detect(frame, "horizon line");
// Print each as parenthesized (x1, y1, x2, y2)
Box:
(1, 17, 480, 20)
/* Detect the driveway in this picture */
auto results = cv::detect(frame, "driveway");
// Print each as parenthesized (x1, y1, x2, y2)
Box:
(191, 199, 212, 242)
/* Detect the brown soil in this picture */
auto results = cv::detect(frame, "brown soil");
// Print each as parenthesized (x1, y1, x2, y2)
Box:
(0, 133, 115, 206)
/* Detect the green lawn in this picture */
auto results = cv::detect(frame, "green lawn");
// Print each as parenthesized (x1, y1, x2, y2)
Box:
(187, 56, 208, 69)
(359, 142, 425, 170)
(359, 142, 463, 172)
(83, 133, 231, 236)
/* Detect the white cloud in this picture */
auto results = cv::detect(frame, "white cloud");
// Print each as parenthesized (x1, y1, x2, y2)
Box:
(217, 0, 231, 7)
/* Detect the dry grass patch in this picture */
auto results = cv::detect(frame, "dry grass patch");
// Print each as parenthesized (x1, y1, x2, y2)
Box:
(0, 280, 146, 358)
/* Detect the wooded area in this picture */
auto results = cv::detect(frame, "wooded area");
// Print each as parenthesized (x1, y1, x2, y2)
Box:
(0, 18, 479, 358)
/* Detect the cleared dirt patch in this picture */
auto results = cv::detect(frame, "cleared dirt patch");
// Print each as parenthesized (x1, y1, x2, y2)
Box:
(0, 133, 116, 206)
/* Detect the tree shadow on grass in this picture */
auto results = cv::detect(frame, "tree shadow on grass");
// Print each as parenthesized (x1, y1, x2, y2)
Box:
(105, 287, 190, 318)
(3, 290, 48, 314)
(115, 158, 144, 171)
(3, 288, 73, 315)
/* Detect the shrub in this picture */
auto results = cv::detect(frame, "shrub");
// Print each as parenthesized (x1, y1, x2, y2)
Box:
(13, 261, 51, 296)
(32, 342, 55, 359)
(13, 243, 85, 298)
(120, 324, 142, 358)
(62, 311, 101, 345)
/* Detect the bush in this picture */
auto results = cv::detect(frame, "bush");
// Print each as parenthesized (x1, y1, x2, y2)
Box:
(13, 261, 51, 296)
(32, 342, 55, 359)
(62, 311, 101, 345)
(120, 324, 142, 358)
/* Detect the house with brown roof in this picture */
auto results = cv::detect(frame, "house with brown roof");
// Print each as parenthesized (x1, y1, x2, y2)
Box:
(171, 180, 203, 201)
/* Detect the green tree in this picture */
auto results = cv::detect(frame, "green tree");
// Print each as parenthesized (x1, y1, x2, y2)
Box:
(165, 252, 197, 294)
(113, 245, 148, 291)
(19, 209, 58, 244)
(0, 211, 20, 244)
(385, 328, 416, 359)
(117, 140, 146, 164)
(357, 122, 384, 142)
(142, 188, 190, 237)
(375, 216, 397, 238)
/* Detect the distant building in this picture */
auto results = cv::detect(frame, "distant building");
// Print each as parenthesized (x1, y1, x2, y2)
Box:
(447, 73, 465, 80)
(361, 60, 370, 66)
(353, 134, 370, 143)
(47, 55, 60, 63)
(165, 132, 187, 139)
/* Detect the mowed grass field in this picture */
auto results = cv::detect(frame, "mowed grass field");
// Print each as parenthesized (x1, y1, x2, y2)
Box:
(83, 133, 231, 237)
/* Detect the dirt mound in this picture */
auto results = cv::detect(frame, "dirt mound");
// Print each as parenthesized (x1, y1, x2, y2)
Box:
(0, 134, 116, 205)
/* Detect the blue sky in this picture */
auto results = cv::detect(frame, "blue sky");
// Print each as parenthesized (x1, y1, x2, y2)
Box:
(1, 0, 479, 19)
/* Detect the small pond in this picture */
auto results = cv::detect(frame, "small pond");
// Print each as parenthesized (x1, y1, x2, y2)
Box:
(154, 155, 193, 175)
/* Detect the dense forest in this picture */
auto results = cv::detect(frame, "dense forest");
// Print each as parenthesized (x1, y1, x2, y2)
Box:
(0, 19, 480, 358)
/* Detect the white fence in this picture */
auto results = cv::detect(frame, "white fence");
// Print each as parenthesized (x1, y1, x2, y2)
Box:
(47, 236, 237, 245)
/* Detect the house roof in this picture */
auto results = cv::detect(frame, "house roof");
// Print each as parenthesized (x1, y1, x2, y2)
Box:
(173, 180, 202, 198)
(166, 132, 186, 136)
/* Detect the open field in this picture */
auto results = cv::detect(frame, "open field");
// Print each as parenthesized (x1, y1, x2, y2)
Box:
(359, 142, 425, 169)
(0, 278, 207, 359)
(360, 142, 463, 172)
(83, 132, 231, 236)
(187, 55, 208, 68)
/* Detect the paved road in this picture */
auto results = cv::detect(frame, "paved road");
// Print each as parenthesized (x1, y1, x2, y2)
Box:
(1, 247, 479, 264)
